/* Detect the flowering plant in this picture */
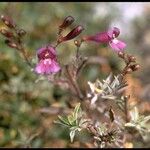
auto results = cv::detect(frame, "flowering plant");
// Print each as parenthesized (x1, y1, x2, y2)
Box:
(0, 15, 149, 148)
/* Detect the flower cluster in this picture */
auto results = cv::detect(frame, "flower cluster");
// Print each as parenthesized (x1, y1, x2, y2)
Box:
(0, 15, 147, 148)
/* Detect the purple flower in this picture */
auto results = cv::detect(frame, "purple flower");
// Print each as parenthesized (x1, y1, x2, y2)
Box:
(82, 27, 126, 52)
(35, 45, 61, 75)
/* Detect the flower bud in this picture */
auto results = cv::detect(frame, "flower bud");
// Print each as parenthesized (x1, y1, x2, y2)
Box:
(74, 40, 81, 47)
(60, 25, 84, 42)
(59, 16, 75, 29)
(0, 28, 14, 38)
(130, 64, 140, 71)
(5, 39, 18, 49)
(17, 29, 26, 37)
(118, 51, 125, 58)
(125, 68, 133, 74)
(1, 15, 16, 28)
(124, 95, 130, 100)
(128, 55, 136, 62)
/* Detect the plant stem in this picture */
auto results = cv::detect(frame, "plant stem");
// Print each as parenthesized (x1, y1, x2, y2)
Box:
(124, 96, 129, 122)
(76, 46, 79, 58)
(20, 48, 32, 68)
(76, 58, 88, 76)
(65, 65, 83, 100)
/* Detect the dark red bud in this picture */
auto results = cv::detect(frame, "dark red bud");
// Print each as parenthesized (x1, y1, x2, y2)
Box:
(61, 25, 84, 42)
(59, 16, 75, 29)
(128, 55, 136, 62)
(0, 28, 14, 38)
(1, 15, 16, 28)
(125, 68, 133, 74)
(130, 64, 140, 71)
(5, 39, 18, 49)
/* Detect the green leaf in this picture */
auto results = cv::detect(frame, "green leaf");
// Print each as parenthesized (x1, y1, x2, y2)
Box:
(96, 79, 103, 89)
(68, 114, 76, 126)
(79, 118, 90, 127)
(101, 95, 116, 100)
(105, 73, 113, 84)
(69, 126, 82, 143)
(125, 122, 136, 127)
(73, 103, 81, 120)
(53, 120, 70, 127)
(142, 116, 150, 124)
(117, 101, 125, 111)
(58, 115, 70, 126)
(70, 130, 76, 143)
(111, 76, 120, 89)
(130, 107, 139, 121)
(98, 124, 107, 135)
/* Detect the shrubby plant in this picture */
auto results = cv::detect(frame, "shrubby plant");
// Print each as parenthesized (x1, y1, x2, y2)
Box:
(0, 15, 149, 148)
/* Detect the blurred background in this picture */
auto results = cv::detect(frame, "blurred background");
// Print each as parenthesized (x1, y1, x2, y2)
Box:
(0, 2, 149, 148)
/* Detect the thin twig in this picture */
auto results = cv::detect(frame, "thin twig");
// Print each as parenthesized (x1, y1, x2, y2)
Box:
(65, 65, 83, 100)
(21, 50, 32, 68)
(76, 46, 80, 58)
(76, 58, 88, 76)
(124, 96, 129, 122)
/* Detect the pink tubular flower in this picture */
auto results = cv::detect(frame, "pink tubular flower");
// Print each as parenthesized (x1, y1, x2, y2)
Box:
(82, 27, 126, 52)
(35, 45, 61, 75)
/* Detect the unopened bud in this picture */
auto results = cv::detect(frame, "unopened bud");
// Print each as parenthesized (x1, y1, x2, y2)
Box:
(125, 68, 133, 74)
(5, 39, 18, 49)
(74, 40, 81, 47)
(61, 25, 84, 42)
(118, 51, 125, 58)
(0, 28, 14, 38)
(1, 15, 16, 28)
(131, 64, 140, 71)
(59, 16, 74, 29)
(128, 55, 136, 62)
(17, 29, 26, 36)
(124, 95, 130, 100)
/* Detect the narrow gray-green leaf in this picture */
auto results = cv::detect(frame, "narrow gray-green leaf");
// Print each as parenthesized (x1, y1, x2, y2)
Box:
(58, 115, 70, 126)
(73, 103, 81, 120)
(70, 130, 76, 143)
(68, 115, 76, 126)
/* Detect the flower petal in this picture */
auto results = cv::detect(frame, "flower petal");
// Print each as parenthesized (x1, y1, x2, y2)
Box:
(107, 27, 120, 38)
(49, 60, 61, 73)
(37, 45, 56, 60)
(109, 39, 126, 52)
(35, 60, 45, 74)
(83, 32, 111, 43)
(35, 59, 60, 75)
